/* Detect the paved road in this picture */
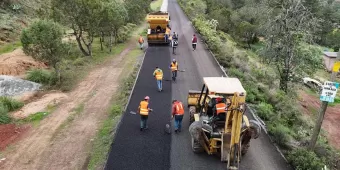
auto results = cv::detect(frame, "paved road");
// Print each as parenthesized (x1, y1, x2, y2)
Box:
(105, 47, 172, 170)
(105, 0, 293, 169)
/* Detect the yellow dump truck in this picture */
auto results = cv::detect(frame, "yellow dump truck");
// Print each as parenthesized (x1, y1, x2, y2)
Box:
(188, 77, 261, 170)
(146, 11, 171, 45)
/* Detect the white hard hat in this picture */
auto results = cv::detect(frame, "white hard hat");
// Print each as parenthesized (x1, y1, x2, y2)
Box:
(173, 59, 176, 62)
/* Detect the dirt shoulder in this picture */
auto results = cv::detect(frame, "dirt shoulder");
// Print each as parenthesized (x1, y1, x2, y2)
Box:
(299, 90, 340, 149)
(0, 36, 142, 170)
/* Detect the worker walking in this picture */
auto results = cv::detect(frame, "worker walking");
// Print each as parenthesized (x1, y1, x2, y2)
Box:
(138, 35, 144, 50)
(172, 99, 185, 133)
(153, 67, 163, 92)
(169, 59, 178, 81)
(172, 38, 178, 55)
(138, 96, 153, 131)
(192, 34, 197, 51)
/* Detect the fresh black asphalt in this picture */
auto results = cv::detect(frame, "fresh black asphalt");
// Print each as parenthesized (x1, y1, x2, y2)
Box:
(105, 46, 172, 170)
(105, 0, 293, 169)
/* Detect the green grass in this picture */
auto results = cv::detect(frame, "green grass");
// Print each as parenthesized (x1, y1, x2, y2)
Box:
(87, 45, 142, 170)
(0, 97, 24, 124)
(17, 104, 57, 126)
(0, 41, 22, 54)
(150, 0, 163, 11)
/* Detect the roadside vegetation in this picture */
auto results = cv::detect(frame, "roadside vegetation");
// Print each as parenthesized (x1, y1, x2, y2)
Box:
(178, 0, 340, 169)
(0, 97, 23, 124)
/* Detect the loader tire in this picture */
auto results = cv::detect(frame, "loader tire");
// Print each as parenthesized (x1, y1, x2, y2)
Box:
(241, 142, 250, 156)
(191, 137, 204, 153)
(189, 106, 196, 124)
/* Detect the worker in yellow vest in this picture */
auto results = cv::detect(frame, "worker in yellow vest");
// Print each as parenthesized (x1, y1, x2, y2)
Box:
(138, 96, 153, 131)
(172, 99, 185, 133)
(165, 25, 171, 43)
(153, 67, 163, 92)
(169, 59, 178, 81)
(138, 35, 144, 50)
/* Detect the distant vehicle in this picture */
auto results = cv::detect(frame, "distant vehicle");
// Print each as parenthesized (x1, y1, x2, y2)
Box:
(146, 11, 171, 46)
(302, 77, 322, 92)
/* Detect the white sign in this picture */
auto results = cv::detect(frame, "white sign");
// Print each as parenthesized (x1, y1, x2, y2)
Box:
(320, 81, 339, 103)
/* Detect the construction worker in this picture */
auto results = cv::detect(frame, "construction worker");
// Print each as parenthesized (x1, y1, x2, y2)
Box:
(192, 34, 197, 51)
(153, 67, 163, 91)
(213, 97, 226, 121)
(165, 25, 171, 42)
(172, 99, 185, 133)
(169, 59, 178, 81)
(138, 35, 144, 50)
(137, 96, 153, 131)
(172, 37, 178, 55)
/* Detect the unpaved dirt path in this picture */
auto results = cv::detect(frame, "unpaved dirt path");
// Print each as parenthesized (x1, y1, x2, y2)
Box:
(0, 39, 138, 170)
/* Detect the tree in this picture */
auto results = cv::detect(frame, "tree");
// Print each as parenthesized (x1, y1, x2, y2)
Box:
(124, 0, 152, 24)
(324, 29, 340, 51)
(51, 0, 102, 57)
(182, 0, 207, 19)
(262, 0, 321, 93)
(98, 1, 128, 52)
(21, 20, 67, 81)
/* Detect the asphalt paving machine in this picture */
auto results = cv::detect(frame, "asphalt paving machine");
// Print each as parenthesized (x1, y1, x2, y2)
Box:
(146, 11, 171, 45)
(188, 77, 261, 170)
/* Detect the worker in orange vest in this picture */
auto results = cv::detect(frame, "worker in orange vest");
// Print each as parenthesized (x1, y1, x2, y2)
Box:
(138, 96, 153, 131)
(153, 67, 163, 92)
(172, 99, 185, 133)
(138, 35, 144, 50)
(214, 97, 226, 121)
(169, 59, 178, 81)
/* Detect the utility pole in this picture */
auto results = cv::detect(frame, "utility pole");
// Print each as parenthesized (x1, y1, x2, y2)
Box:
(309, 50, 340, 150)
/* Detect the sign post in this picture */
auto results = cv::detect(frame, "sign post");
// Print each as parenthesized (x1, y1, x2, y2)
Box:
(309, 50, 340, 150)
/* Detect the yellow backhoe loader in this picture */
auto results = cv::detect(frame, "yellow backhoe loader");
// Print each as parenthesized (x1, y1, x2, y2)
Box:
(146, 11, 171, 45)
(188, 77, 261, 170)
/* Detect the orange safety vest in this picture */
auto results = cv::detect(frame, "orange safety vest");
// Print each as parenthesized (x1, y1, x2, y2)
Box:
(175, 102, 184, 115)
(216, 103, 226, 115)
(171, 62, 178, 71)
(139, 101, 149, 115)
(138, 37, 144, 43)
(155, 70, 163, 80)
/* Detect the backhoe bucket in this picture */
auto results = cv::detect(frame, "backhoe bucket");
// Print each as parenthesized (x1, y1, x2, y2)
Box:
(221, 133, 231, 162)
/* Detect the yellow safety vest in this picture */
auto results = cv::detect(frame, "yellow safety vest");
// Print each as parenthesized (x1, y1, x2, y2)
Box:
(155, 70, 163, 80)
(139, 101, 149, 115)
(171, 62, 178, 71)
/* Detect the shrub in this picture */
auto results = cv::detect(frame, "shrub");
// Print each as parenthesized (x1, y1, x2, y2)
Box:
(268, 123, 292, 148)
(0, 97, 24, 124)
(287, 148, 325, 170)
(0, 96, 24, 111)
(256, 102, 274, 121)
(0, 103, 11, 124)
(26, 69, 58, 85)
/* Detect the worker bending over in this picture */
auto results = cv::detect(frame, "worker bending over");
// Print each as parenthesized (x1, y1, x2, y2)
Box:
(138, 96, 153, 131)
(153, 67, 163, 92)
(172, 99, 185, 133)
(169, 59, 178, 81)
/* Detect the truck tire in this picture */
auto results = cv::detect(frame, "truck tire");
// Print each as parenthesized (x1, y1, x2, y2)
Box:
(189, 106, 196, 124)
(191, 137, 204, 153)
